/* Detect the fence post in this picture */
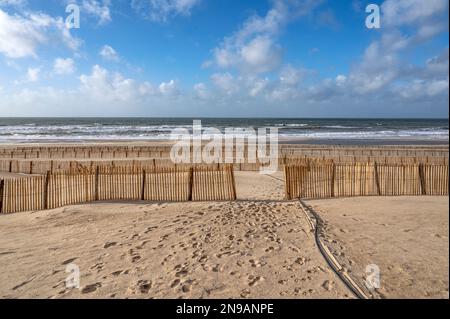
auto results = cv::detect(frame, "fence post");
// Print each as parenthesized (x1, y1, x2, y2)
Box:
(230, 165, 237, 200)
(331, 163, 335, 198)
(374, 162, 381, 196)
(94, 166, 99, 201)
(419, 163, 426, 195)
(284, 165, 291, 200)
(44, 170, 50, 209)
(141, 169, 146, 200)
(188, 167, 193, 201)
(0, 179, 4, 213)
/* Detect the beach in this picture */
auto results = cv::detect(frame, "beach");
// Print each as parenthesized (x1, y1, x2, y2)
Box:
(305, 197, 449, 299)
(0, 133, 448, 299)
(0, 0, 448, 307)
(0, 169, 448, 299)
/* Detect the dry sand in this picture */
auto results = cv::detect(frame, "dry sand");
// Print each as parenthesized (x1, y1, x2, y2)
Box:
(306, 196, 449, 299)
(0, 170, 448, 299)
(0, 200, 352, 299)
(235, 171, 285, 201)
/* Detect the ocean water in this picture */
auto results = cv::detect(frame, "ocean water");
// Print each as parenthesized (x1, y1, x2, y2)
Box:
(0, 118, 448, 142)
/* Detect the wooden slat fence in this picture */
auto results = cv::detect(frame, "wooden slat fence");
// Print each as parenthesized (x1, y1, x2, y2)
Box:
(0, 165, 236, 214)
(98, 166, 143, 201)
(285, 162, 449, 199)
(334, 163, 378, 197)
(376, 164, 422, 196)
(47, 172, 96, 209)
(192, 165, 236, 201)
(422, 164, 449, 196)
(144, 168, 191, 202)
(0, 176, 45, 213)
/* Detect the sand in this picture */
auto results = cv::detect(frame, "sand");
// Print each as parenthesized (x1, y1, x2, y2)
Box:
(0, 200, 352, 299)
(0, 170, 448, 299)
(235, 171, 285, 201)
(305, 196, 449, 299)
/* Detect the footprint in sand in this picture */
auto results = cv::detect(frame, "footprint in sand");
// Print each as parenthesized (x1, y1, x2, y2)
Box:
(13, 275, 37, 290)
(170, 279, 181, 288)
(240, 289, 251, 298)
(248, 275, 264, 287)
(265, 246, 275, 253)
(62, 257, 77, 265)
(91, 262, 104, 271)
(81, 282, 101, 294)
(104, 242, 117, 249)
(111, 270, 124, 276)
(137, 280, 152, 293)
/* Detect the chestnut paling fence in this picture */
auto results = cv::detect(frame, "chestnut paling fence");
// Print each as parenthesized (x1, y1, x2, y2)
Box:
(0, 165, 236, 214)
(284, 162, 449, 199)
(0, 154, 448, 175)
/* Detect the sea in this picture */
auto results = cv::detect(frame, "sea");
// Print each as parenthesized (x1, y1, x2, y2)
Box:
(0, 118, 448, 144)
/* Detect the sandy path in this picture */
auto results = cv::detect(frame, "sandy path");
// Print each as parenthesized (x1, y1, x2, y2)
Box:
(305, 196, 449, 299)
(235, 171, 285, 200)
(0, 201, 352, 299)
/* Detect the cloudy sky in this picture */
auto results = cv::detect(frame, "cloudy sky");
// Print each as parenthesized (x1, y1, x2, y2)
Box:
(0, 0, 448, 117)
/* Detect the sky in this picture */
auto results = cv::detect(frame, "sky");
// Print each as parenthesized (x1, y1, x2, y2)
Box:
(0, 0, 448, 118)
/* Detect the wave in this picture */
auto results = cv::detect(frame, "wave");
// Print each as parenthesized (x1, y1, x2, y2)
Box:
(0, 120, 448, 141)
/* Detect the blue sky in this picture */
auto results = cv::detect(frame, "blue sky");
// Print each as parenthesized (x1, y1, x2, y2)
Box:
(0, 0, 448, 117)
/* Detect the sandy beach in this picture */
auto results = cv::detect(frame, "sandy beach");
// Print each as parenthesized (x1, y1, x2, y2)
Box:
(0, 169, 448, 299)
(305, 197, 449, 299)
(1, 0, 448, 306)
(0, 200, 353, 299)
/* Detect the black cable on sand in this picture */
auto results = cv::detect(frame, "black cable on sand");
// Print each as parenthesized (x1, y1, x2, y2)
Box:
(298, 199, 369, 300)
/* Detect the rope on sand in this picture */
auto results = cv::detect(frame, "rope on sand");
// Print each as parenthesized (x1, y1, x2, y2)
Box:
(297, 199, 369, 300)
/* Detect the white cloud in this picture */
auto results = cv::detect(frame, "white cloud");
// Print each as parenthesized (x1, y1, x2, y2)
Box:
(138, 82, 157, 95)
(193, 82, 209, 99)
(82, 0, 111, 25)
(53, 58, 75, 75)
(99, 45, 119, 61)
(240, 36, 281, 74)
(210, 1, 287, 74)
(131, 0, 201, 22)
(382, 0, 448, 27)
(346, 0, 448, 95)
(396, 78, 449, 99)
(211, 73, 239, 95)
(159, 79, 179, 96)
(1, 65, 190, 116)
(0, 9, 81, 58)
(26, 67, 40, 82)
(208, 0, 322, 75)
(78, 65, 180, 101)
(248, 77, 269, 97)
(335, 75, 347, 86)
(426, 48, 449, 76)
(0, 0, 25, 6)
(79, 65, 144, 102)
(279, 65, 302, 86)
